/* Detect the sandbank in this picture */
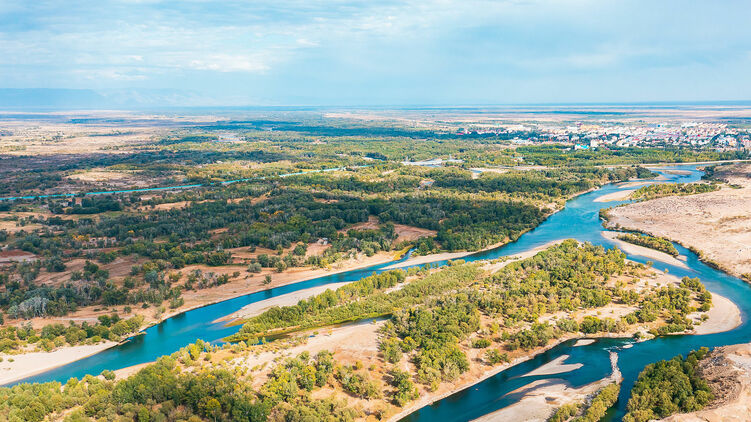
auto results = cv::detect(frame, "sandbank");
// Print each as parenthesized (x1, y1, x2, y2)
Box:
(382, 251, 474, 270)
(522, 354, 583, 377)
(601, 231, 688, 269)
(0, 342, 117, 385)
(594, 189, 635, 202)
(693, 293, 742, 335)
(216, 281, 353, 323)
(472, 352, 621, 422)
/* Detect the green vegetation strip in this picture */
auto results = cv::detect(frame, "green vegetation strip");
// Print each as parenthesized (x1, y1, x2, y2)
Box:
(624, 347, 713, 422)
(631, 182, 719, 200)
(616, 233, 679, 257)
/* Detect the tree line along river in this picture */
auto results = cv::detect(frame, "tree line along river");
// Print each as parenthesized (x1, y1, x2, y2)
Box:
(9, 165, 749, 422)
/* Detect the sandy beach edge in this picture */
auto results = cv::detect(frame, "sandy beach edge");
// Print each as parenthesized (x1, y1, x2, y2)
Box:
(0, 341, 119, 386)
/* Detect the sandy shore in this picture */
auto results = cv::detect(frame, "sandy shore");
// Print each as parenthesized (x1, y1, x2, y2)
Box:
(473, 352, 621, 422)
(386, 239, 567, 271)
(382, 251, 475, 269)
(0, 342, 117, 385)
(601, 231, 688, 269)
(618, 180, 657, 189)
(522, 354, 583, 377)
(472, 379, 598, 422)
(216, 281, 353, 322)
(693, 293, 742, 335)
(594, 189, 636, 202)
(607, 163, 751, 278)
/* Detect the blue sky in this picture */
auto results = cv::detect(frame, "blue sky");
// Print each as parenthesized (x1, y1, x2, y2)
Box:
(2, 0, 750, 106)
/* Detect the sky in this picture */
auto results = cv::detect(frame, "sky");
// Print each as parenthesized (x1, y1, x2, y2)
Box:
(1, 0, 751, 106)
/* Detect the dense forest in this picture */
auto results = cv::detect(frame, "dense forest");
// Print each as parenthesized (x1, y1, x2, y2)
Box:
(0, 163, 650, 324)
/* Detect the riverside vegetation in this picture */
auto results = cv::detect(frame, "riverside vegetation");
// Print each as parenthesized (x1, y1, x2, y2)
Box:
(0, 241, 716, 421)
(623, 348, 713, 422)
(630, 182, 719, 201)
(616, 233, 680, 257)
(548, 382, 621, 422)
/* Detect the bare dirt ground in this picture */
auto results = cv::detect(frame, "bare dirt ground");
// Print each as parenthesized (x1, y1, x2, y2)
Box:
(0, 112, 223, 156)
(659, 343, 751, 422)
(608, 163, 751, 278)
(343, 216, 437, 244)
(66, 169, 162, 188)
(0, 249, 37, 263)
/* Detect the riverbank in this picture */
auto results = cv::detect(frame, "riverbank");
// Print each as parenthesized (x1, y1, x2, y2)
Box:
(607, 163, 751, 279)
(658, 343, 751, 421)
(391, 264, 740, 422)
(215, 281, 353, 323)
(593, 189, 636, 202)
(220, 240, 568, 326)
(601, 231, 688, 269)
(472, 352, 622, 422)
(0, 249, 406, 385)
(693, 293, 742, 335)
(382, 250, 476, 269)
(0, 342, 117, 385)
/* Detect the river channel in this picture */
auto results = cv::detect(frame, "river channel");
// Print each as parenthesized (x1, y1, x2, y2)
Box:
(12, 165, 748, 422)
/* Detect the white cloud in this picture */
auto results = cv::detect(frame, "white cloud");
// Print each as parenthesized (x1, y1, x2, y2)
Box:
(187, 54, 271, 73)
(1, 0, 750, 103)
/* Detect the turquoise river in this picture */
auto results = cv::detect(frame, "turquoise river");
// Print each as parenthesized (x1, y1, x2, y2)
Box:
(7, 165, 749, 421)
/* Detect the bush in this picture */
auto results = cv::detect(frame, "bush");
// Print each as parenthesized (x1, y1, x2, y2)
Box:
(484, 349, 509, 365)
(471, 338, 491, 348)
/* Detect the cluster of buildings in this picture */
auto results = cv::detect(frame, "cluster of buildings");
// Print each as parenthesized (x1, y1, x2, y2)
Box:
(457, 121, 751, 152)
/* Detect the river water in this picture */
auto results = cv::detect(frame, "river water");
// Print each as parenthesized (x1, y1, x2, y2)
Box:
(11, 165, 749, 422)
